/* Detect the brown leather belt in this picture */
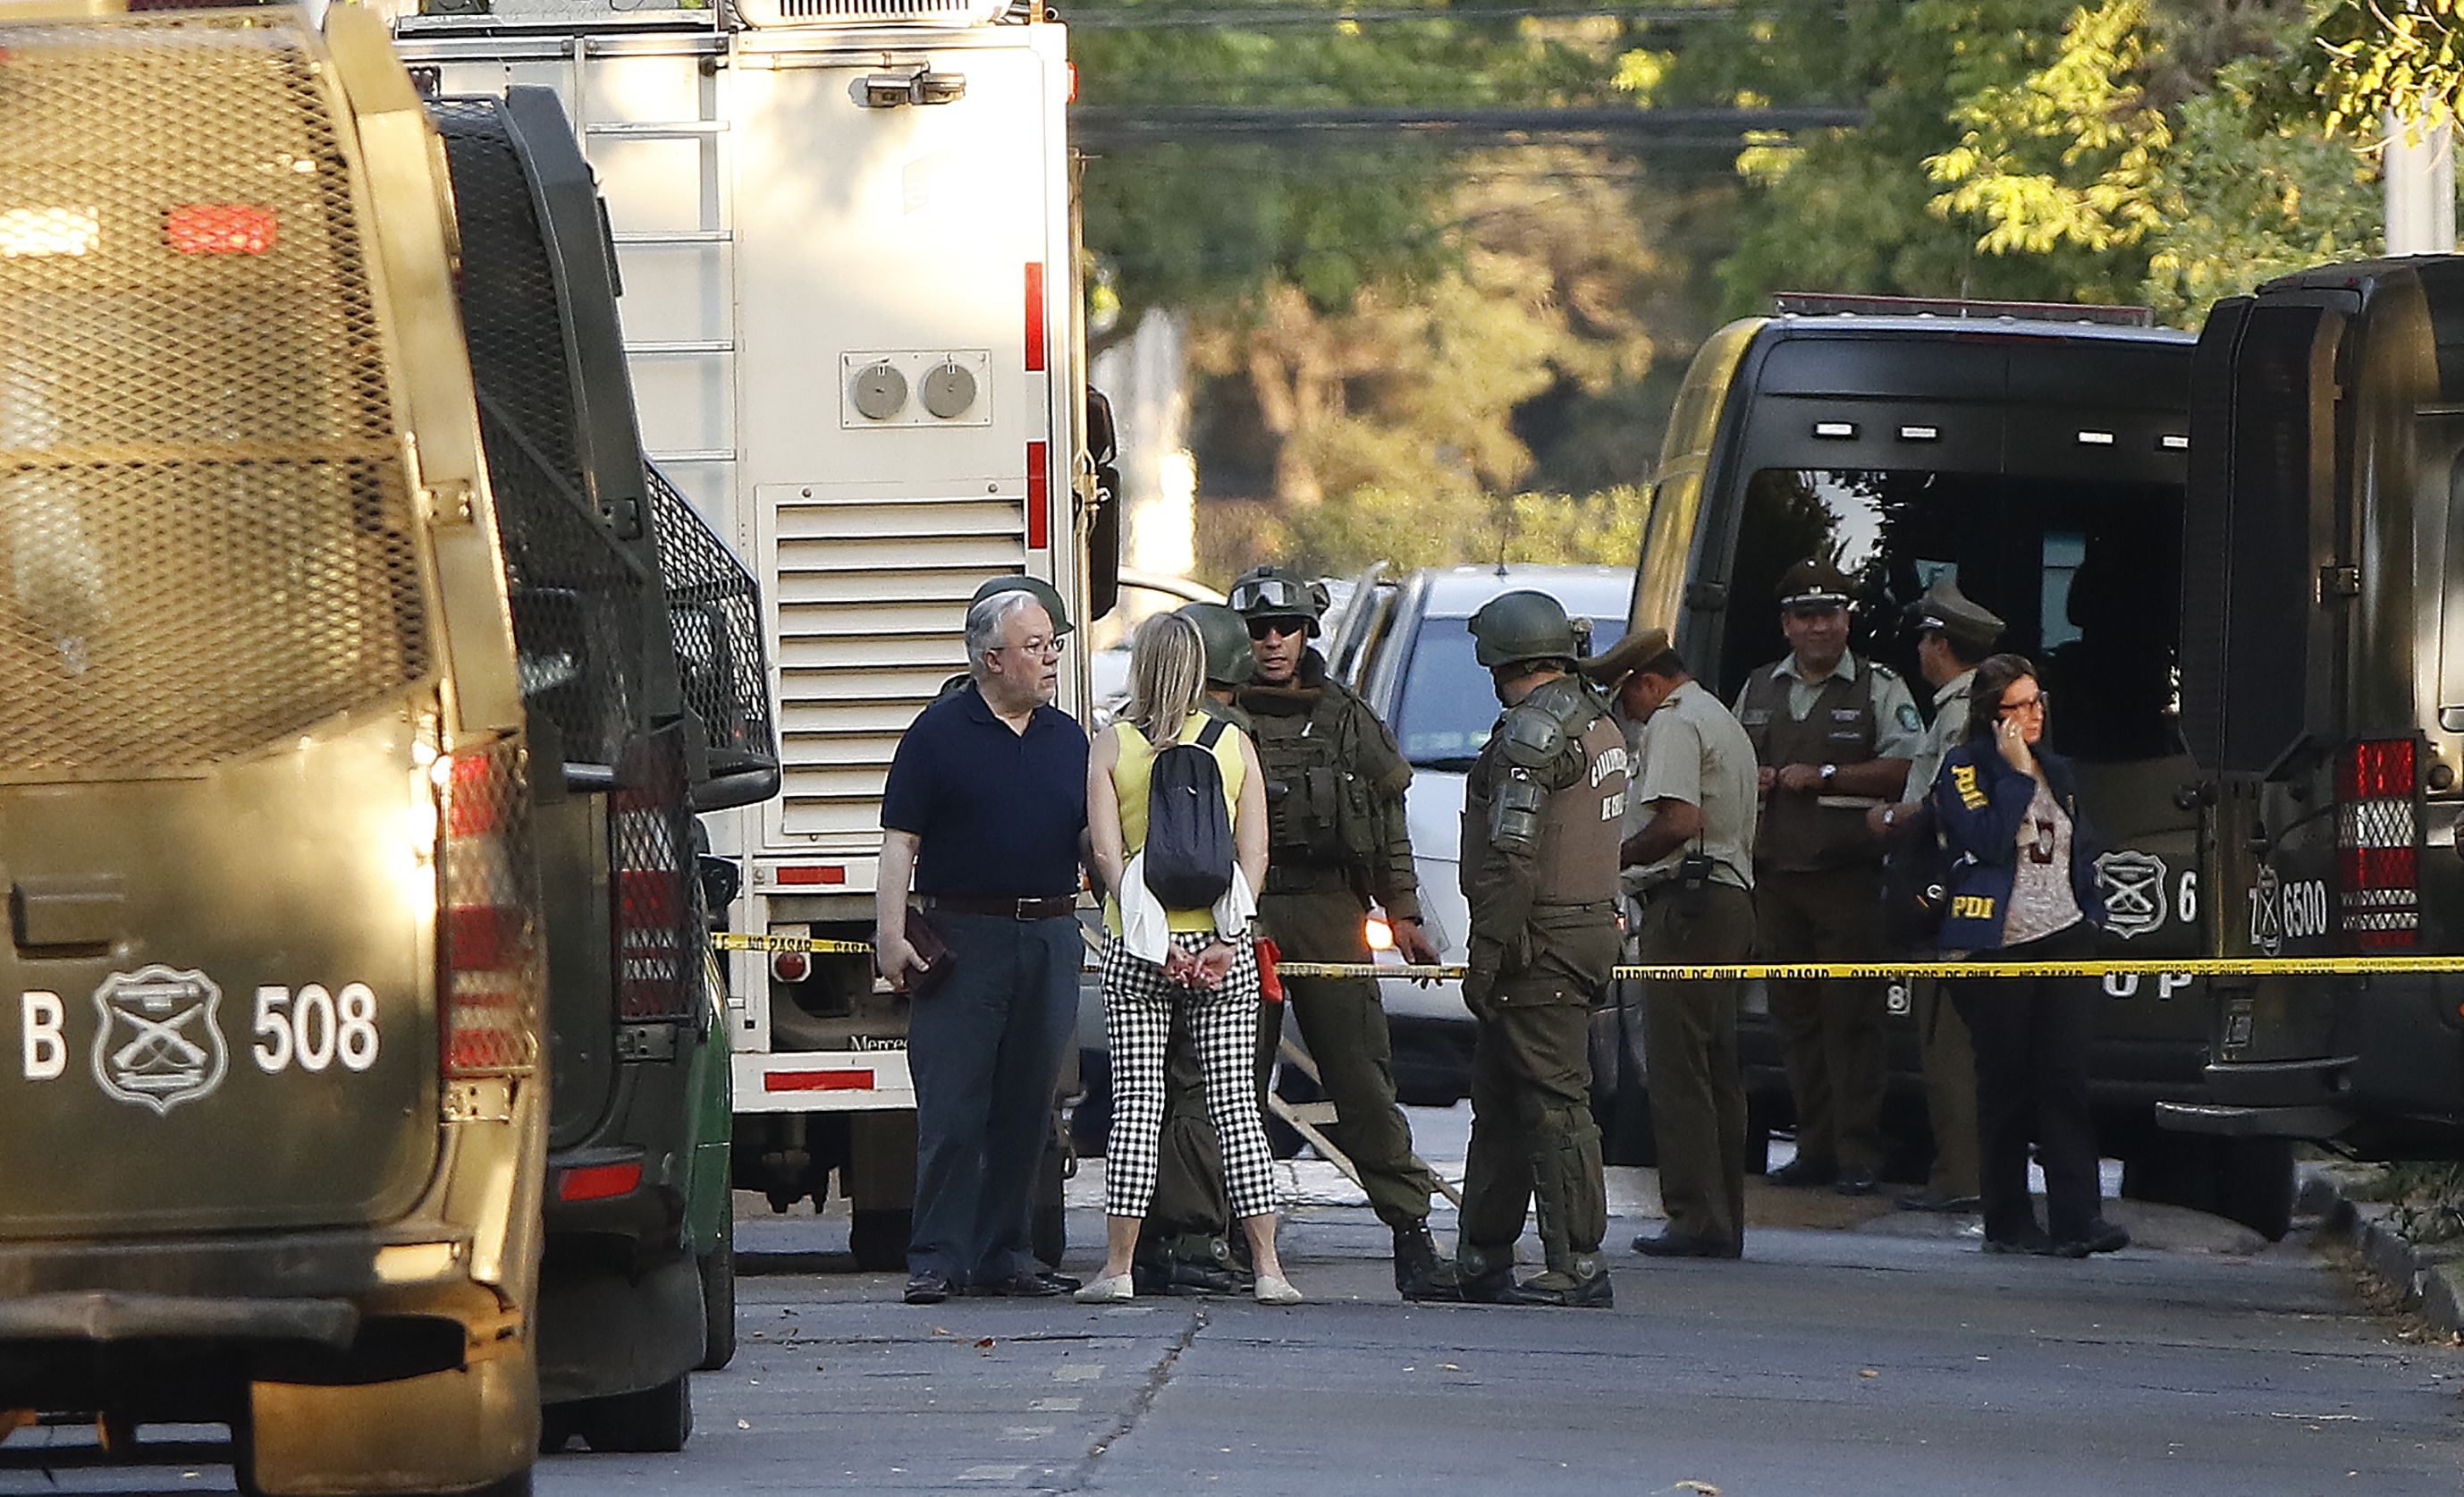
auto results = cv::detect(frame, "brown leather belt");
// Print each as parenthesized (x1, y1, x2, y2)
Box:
(921, 893, 1077, 920)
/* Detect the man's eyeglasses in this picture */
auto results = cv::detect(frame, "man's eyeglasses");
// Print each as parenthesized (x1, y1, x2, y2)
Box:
(1247, 618, 1307, 641)
(1999, 689, 2048, 715)
(1005, 635, 1067, 658)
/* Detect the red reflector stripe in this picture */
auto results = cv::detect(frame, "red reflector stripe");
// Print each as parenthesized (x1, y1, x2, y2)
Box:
(777, 866, 846, 886)
(1025, 262, 1046, 372)
(1027, 443, 1050, 551)
(558, 1162, 644, 1202)
(765, 1070, 875, 1093)
(165, 204, 275, 256)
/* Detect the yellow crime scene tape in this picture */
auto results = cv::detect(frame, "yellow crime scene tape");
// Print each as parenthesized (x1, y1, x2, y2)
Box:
(713, 929, 2464, 982)
(711, 931, 878, 956)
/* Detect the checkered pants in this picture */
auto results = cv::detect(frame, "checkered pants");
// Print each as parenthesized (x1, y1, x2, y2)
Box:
(1100, 931, 1278, 1221)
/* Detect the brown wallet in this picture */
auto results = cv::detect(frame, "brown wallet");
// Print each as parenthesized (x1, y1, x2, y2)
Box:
(900, 911, 956, 998)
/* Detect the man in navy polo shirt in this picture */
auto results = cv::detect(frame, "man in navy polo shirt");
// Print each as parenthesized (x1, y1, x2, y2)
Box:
(878, 587, 1091, 1305)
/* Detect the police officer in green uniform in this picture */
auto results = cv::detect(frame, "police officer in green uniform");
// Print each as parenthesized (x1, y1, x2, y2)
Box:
(1585, 629, 1759, 1259)
(1229, 566, 1459, 1300)
(1734, 559, 1923, 1197)
(1455, 591, 1628, 1307)
(1132, 602, 1262, 1293)
(1868, 576, 2004, 1214)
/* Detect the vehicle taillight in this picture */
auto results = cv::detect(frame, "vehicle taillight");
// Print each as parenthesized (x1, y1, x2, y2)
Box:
(2336, 737, 2420, 949)
(612, 739, 695, 1023)
(440, 741, 542, 1077)
(165, 204, 275, 256)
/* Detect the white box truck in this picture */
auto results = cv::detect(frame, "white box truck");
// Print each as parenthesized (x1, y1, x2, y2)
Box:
(394, 0, 1110, 1266)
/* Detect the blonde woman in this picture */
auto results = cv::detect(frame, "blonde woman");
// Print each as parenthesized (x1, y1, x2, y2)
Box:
(1078, 613, 1298, 1304)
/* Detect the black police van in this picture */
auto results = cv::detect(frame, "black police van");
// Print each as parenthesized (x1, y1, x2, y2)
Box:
(1625, 294, 2295, 1236)
(2159, 256, 2464, 1161)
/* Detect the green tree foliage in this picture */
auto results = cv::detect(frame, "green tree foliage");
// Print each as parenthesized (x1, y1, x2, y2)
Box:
(1209, 484, 1650, 580)
(1654, 0, 2380, 325)
(2305, 0, 2464, 137)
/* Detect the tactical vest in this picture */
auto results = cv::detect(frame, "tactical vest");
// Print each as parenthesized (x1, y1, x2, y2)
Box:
(1533, 706, 1628, 907)
(1247, 681, 1398, 868)
(1737, 662, 1880, 873)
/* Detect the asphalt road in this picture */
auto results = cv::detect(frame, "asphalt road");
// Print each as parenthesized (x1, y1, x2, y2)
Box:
(4, 1154, 2458, 1497)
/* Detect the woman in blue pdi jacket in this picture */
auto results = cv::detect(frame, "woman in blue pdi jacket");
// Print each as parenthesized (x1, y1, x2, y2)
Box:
(1928, 654, 2129, 1259)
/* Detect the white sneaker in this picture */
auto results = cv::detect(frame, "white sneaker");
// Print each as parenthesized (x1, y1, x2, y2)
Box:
(1253, 1273, 1302, 1305)
(1074, 1273, 1134, 1303)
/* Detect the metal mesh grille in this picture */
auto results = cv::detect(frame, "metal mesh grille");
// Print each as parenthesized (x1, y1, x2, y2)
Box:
(443, 735, 544, 1077)
(647, 464, 776, 778)
(435, 103, 643, 767)
(612, 727, 696, 1022)
(0, 15, 429, 778)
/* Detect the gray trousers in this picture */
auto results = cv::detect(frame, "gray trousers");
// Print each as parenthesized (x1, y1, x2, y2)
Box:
(906, 911, 1079, 1284)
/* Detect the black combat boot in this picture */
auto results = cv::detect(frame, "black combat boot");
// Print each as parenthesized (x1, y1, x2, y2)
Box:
(1498, 1252, 1614, 1308)
(1455, 1243, 1515, 1304)
(1393, 1222, 1463, 1302)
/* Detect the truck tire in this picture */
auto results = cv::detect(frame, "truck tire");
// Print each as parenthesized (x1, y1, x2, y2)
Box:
(848, 1207, 912, 1272)
(579, 1375, 692, 1454)
(697, 1224, 738, 1372)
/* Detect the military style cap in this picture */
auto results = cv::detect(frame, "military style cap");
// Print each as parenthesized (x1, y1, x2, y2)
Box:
(1228, 565, 1322, 633)
(971, 574, 1073, 637)
(1578, 626, 1673, 686)
(1177, 601, 1259, 687)
(1902, 575, 2005, 654)
(1469, 589, 1581, 668)
(1776, 557, 1852, 610)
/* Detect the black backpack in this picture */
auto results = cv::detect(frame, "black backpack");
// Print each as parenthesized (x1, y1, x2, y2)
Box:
(1142, 717, 1236, 909)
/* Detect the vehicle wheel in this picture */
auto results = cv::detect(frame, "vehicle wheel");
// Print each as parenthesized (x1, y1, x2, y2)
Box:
(848, 1207, 912, 1272)
(578, 1374, 692, 1455)
(697, 1222, 738, 1372)
(1032, 1133, 1068, 1271)
(2218, 1137, 2296, 1241)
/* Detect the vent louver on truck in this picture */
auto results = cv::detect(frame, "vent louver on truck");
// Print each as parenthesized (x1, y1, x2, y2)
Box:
(767, 491, 1024, 842)
(735, 0, 1012, 25)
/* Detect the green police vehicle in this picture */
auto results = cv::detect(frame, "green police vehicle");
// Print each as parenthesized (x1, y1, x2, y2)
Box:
(0, 6, 773, 1487)
(428, 86, 776, 1450)
(2159, 257, 2464, 1163)
(0, 4, 550, 1491)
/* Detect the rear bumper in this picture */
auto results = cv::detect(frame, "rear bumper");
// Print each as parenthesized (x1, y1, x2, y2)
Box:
(0, 1292, 356, 1347)
(2154, 1099, 2355, 1139)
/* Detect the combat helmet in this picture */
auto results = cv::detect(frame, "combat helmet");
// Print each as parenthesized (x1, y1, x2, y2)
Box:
(1469, 589, 1582, 668)
(1228, 565, 1322, 636)
(1177, 601, 1258, 688)
(972, 574, 1073, 637)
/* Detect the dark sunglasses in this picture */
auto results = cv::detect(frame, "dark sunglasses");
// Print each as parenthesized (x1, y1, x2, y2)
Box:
(1247, 618, 1308, 641)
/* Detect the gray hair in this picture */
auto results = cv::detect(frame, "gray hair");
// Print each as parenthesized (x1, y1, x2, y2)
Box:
(965, 589, 1042, 680)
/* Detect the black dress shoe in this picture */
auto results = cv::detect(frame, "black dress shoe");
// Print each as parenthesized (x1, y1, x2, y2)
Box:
(2063, 1221, 2131, 1256)
(1983, 1229, 2088, 1259)
(973, 1270, 1077, 1297)
(904, 1271, 955, 1304)
(1768, 1157, 1836, 1188)
(1895, 1187, 1983, 1214)
(1833, 1167, 1881, 1197)
(1632, 1230, 1741, 1259)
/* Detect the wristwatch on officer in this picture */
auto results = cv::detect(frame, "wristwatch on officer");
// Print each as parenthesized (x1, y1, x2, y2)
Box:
(1820, 763, 1838, 787)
